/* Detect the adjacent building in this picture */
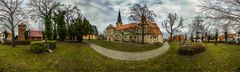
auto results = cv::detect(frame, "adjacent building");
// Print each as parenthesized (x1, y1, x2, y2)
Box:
(83, 25, 98, 40)
(105, 10, 163, 44)
(29, 30, 43, 40)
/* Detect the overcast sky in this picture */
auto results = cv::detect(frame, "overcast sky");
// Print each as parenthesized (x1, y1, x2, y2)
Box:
(26, 0, 201, 38)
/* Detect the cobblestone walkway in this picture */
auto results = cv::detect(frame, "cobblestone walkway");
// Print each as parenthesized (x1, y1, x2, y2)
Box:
(88, 42, 169, 61)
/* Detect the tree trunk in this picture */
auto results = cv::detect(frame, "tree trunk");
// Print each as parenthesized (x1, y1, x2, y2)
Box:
(78, 35, 83, 42)
(191, 34, 194, 42)
(142, 34, 144, 44)
(141, 25, 145, 44)
(215, 33, 218, 45)
(11, 30, 16, 47)
(207, 35, 210, 42)
(196, 32, 199, 42)
(42, 31, 45, 40)
(169, 33, 173, 42)
(224, 32, 228, 43)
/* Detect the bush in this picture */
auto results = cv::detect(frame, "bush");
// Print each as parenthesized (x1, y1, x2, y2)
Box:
(48, 40, 57, 49)
(178, 42, 206, 56)
(30, 40, 57, 53)
(30, 41, 47, 53)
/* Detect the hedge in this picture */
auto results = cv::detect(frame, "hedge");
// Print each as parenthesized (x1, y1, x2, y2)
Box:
(30, 40, 57, 53)
(30, 41, 47, 53)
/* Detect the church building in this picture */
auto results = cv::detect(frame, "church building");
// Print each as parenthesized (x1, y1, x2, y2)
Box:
(105, 10, 163, 44)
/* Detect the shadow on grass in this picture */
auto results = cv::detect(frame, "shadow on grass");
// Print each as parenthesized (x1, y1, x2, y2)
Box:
(238, 67, 240, 72)
(61, 40, 86, 44)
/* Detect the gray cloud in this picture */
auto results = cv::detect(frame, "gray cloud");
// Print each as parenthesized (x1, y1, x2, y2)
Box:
(59, 0, 200, 38)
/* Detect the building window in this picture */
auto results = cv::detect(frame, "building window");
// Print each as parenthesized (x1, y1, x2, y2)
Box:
(134, 36, 136, 38)
(155, 36, 157, 39)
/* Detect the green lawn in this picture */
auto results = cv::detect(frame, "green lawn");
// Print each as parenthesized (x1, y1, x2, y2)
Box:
(0, 41, 239, 71)
(85, 40, 162, 52)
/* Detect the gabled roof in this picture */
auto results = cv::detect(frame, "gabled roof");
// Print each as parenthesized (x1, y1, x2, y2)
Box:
(147, 22, 163, 35)
(29, 30, 43, 38)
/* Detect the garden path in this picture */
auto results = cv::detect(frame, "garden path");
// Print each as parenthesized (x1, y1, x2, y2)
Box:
(88, 42, 169, 61)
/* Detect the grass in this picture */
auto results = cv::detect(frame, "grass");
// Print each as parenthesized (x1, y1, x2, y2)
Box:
(85, 40, 162, 52)
(0, 41, 239, 71)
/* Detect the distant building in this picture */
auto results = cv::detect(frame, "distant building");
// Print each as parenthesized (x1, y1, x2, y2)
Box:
(83, 25, 98, 40)
(105, 10, 163, 44)
(172, 35, 185, 41)
(218, 34, 237, 41)
(18, 23, 26, 41)
(29, 30, 43, 40)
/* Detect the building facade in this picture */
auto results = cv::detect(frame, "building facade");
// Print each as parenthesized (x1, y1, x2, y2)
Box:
(18, 23, 26, 41)
(83, 25, 98, 40)
(105, 10, 163, 44)
(172, 35, 185, 41)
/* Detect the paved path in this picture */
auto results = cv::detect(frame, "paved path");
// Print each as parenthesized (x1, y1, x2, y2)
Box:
(88, 42, 170, 61)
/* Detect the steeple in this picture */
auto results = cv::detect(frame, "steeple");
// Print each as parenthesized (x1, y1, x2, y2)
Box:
(116, 9, 123, 27)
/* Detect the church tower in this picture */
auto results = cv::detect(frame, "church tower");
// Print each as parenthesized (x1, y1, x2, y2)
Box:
(116, 10, 123, 27)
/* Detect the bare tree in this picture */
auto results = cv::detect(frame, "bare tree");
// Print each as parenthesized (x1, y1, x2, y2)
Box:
(214, 28, 219, 45)
(64, 5, 80, 27)
(199, 0, 240, 26)
(220, 20, 235, 43)
(0, 0, 25, 47)
(28, 0, 60, 40)
(162, 13, 184, 42)
(191, 16, 204, 42)
(129, 4, 156, 44)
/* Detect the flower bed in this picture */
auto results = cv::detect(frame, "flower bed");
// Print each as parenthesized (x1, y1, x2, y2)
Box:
(178, 42, 206, 56)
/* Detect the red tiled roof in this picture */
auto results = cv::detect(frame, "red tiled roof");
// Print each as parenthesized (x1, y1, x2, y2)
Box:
(147, 22, 163, 35)
(29, 30, 43, 37)
(115, 23, 137, 30)
(172, 35, 185, 41)
(114, 22, 163, 35)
